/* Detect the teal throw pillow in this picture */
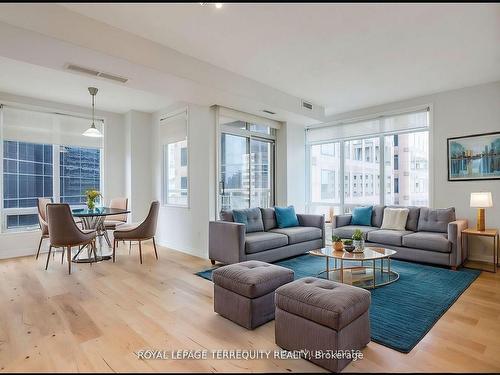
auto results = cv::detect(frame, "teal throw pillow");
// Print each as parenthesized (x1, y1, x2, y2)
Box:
(351, 206, 373, 226)
(274, 206, 299, 228)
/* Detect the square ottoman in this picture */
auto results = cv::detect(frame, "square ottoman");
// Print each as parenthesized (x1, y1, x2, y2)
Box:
(275, 277, 371, 372)
(213, 260, 294, 329)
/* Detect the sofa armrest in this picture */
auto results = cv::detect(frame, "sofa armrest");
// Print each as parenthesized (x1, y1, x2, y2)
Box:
(297, 214, 324, 229)
(448, 219, 468, 267)
(209, 221, 246, 265)
(332, 214, 352, 229)
(297, 214, 325, 247)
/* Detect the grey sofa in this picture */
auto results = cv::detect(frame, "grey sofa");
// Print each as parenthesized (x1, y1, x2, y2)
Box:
(209, 207, 325, 265)
(332, 205, 468, 269)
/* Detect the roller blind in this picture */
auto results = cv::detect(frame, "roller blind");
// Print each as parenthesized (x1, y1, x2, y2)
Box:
(160, 111, 187, 144)
(306, 108, 429, 144)
(218, 106, 282, 130)
(1, 106, 103, 148)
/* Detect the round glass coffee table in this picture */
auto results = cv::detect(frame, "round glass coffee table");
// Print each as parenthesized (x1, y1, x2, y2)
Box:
(309, 247, 399, 289)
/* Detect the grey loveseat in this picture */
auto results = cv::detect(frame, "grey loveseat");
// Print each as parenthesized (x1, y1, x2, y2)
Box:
(332, 206, 468, 269)
(209, 207, 325, 265)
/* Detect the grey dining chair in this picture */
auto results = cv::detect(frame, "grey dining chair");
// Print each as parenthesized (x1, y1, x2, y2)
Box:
(112, 201, 159, 264)
(46, 203, 98, 274)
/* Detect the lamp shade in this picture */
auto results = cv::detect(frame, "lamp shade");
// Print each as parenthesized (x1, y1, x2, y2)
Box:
(470, 192, 493, 208)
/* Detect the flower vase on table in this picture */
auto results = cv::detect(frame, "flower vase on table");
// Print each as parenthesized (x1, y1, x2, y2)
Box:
(352, 229, 365, 253)
(85, 189, 102, 210)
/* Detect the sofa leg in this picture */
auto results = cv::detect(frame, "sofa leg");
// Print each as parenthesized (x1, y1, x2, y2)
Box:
(450, 266, 457, 271)
(210, 259, 216, 266)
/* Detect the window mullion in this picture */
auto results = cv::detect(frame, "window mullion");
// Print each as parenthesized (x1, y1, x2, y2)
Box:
(53, 146, 60, 203)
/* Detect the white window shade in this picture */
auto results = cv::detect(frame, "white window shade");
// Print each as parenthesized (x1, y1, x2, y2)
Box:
(218, 106, 282, 130)
(307, 108, 429, 144)
(160, 111, 187, 144)
(2, 106, 103, 148)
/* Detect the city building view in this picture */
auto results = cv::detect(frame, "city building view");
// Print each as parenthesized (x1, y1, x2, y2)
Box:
(310, 131, 429, 217)
(2, 141, 100, 230)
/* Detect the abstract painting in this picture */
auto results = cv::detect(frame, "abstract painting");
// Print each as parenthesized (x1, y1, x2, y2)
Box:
(447, 132, 500, 181)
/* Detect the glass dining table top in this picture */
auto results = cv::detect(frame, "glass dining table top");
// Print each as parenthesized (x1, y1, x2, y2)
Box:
(72, 207, 131, 217)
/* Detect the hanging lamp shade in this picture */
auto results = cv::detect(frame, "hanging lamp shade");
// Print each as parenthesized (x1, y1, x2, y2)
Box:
(83, 87, 103, 138)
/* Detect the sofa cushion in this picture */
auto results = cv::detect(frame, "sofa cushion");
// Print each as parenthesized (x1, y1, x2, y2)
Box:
(402, 231, 451, 253)
(275, 206, 299, 228)
(417, 207, 455, 233)
(233, 207, 264, 233)
(351, 206, 373, 226)
(245, 231, 288, 254)
(367, 229, 414, 246)
(260, 207, 277, 231)
(270, 226, 322, 245)
(371, 205, 385, 227)
(332, 225, 379, 240)
(275, 277, 371, 331)
(213, 260, 294, 299)
(220, 210, 233, 222)
(381, 207, 409, 231)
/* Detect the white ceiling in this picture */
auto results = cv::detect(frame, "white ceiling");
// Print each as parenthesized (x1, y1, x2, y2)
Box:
(63, 3, 500, 115)
(0, 55, 171, 114)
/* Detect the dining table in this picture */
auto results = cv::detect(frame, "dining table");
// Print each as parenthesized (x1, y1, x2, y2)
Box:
(71, 207, 131, 263)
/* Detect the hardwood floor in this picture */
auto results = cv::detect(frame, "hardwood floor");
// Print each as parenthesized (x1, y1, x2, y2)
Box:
(0, 243, 499, 373)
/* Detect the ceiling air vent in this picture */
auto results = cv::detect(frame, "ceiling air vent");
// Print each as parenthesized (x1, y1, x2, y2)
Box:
(262, 109, 276, 115)
(66, 64, 129, 84)
(301, 100, 313, 111)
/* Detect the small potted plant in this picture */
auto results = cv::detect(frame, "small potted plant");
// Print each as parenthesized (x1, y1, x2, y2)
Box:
(352, 229, 365, 252)
(332, 235, 343, 251)
(342, 239, 355, 252)
(84, 189, 102, 210)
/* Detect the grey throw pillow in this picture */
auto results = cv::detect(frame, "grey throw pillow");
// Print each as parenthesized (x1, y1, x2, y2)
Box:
(233, 207, 265, 233)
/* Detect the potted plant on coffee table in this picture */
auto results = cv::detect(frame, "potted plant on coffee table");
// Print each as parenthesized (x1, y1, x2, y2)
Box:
(352, 229, 365, 253)
(332, 235, 343, 251)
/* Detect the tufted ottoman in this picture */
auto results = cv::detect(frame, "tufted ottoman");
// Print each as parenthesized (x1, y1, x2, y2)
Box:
(212, 260, 294, 329)
(275, 277, 371, 372)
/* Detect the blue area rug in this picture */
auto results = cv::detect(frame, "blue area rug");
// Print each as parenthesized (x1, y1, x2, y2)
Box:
(196, 255, 480, 353)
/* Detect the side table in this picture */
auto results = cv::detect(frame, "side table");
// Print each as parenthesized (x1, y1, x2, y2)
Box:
(462, 228, 498, 273)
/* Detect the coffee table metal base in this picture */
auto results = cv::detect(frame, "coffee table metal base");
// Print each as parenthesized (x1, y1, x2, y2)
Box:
(319, 257, 399, 289)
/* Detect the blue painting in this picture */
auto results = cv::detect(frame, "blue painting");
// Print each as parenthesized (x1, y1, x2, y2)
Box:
(448, 132, 500, 181)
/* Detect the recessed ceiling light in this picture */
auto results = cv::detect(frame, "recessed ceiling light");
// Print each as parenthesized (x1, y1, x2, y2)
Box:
(215, 3, 223, 9)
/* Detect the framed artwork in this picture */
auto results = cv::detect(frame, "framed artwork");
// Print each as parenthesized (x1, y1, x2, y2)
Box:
(447, 131, 500, 181)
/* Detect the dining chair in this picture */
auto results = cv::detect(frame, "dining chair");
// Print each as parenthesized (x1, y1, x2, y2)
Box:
(112, 201, 159, 264)
(104, 197, 129, 231)
(46, 203, 97, 274)
(35, 197, 52, 260)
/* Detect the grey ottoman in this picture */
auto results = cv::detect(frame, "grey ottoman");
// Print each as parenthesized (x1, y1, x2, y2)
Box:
(213, 261, 294, 329)
(275, 277, 371, 373)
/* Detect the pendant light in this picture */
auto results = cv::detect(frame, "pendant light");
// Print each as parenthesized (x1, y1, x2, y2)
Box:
(82, 87, 103, 137)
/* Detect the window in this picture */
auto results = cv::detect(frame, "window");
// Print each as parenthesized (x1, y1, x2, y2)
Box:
(60, 146, 100, 205)
(218, 108, 277, 211)
(1, 106, 103, 231)
(180, 147, 188, 167)
(307, 108, 429, 213)
(160, 110, 188, 206)
(344, 137, 380, 207)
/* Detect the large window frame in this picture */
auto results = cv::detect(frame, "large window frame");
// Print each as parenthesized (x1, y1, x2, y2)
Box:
(216, 109, 278, 213)
(0, 105, 104, 232)
(306, 107, 431, 215)
(160, 108, 189, 208)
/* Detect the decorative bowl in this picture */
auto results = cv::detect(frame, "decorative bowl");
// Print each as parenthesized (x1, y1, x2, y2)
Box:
(343, 245, 355, 253)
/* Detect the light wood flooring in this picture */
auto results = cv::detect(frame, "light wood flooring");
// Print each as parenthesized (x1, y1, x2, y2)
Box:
(0, 242, 499, 373)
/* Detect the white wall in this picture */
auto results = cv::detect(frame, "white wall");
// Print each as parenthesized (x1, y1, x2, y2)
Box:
(321, 81, 500, 261)
(0, 92, 127, 259)
(125, 110, 153, 222)
(152, 103, 216, 259)
(276, 122, 307, 212)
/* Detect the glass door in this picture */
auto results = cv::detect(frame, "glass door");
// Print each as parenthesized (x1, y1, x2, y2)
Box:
(220, 133, 250, 210)
(218, 121, 275, 212)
